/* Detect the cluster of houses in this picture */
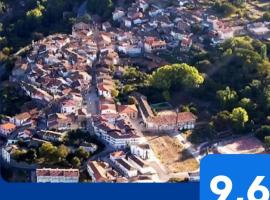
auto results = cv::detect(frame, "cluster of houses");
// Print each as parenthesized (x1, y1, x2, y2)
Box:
(0, 23, 100, 141)
(0, 1, 205, 182)
(111, 0, 239, 53)
(87, 150, 156, 183)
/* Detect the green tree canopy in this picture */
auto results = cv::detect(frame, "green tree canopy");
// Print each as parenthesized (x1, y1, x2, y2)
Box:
(216, 87, 238, 109)
(230, 107, 249, 131)
(71, 156, 81, 168)
(149, 63, 204, 91)
(56, 145, 70, 161)
(256, 125, 270, 140)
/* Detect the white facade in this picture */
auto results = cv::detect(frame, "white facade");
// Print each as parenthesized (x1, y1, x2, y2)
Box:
(124, 19, 132, 28)
(128, 156, 154, 174)
(118, 45, 142, 56)
(146, 121, 195, 132)
(139, 1, 149, 12)
(37, 175, 79, 183)
(113, 10, 125, 21)
(114, 158, 137, 178)
(12, 118, 31, 127)
(61, 105, 77, 114)
(130, 144, 152, 160)
(36, 169, 79, 183)
(93, 122, 142, 149)
(98, 89, 112, 99)
(1, 148, 11, 163)
(144, 43, 166, 53)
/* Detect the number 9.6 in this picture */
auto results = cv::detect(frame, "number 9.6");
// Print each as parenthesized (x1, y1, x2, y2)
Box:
(210, 175, 270, 200)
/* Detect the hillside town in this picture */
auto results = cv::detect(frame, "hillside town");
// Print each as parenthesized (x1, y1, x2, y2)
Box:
(1, 0, 270, 183)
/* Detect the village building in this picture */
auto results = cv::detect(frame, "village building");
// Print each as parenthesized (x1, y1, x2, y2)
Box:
(117, 104, 138, 120)
(47, 113, 79, 131)
(37, 130, 66, 143)
(60, 99, 81, 114)
(11, 112, 32, 127)
(113, 157, 138, 178)
(0, 123, 16, 137)
(109, 151, 137, 178)
(92, 117, 142, 149)
(130, 143, 152, 160)
(1, 145, 18, 163)
(247, 22, 270, 38)
(144, 37, 167, 53)
(145, 111, 197, 132)
(127, 154, 154, 174)
(113, 8, 125, 21)
(72, 22, 92, 38)
(36, 168, 79, 183)
(87, 161, 121, 182)
(79, 142, 98, 154)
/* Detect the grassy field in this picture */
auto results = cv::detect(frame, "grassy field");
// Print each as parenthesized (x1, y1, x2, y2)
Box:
(144, 132, 199, 173)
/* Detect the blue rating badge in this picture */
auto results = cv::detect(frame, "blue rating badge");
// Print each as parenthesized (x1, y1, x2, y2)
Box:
(200, 155, 270, 200)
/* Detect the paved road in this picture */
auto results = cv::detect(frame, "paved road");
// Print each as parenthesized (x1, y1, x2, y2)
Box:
(85, 87, 99, 115)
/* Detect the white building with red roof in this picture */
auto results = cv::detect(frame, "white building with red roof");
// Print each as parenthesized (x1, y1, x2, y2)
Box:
(36, 168, 79, 183)
(144, 37, 167, 53)
(60, 99, 81, 114)
(92, 117, 142, 149)
(117, 104, 138, 119)
(87, 161, 121, 183)
(145, 111, 197, 132)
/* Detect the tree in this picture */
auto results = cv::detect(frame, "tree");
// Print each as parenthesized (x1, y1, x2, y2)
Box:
(75, 147, 90, 161)
(77, 14, 92, 24)
(239, 98, 257, 117)
(111, 88, 119, 97)
(26, 8, 43, 18)
(264, 136, 270, 148)
(213, 2, 237, 17)
(212, 110, 232, 132)
(216, 87, 238, 109)
(39, 142, 57, 162)
(149, 63, 204, 91)
(123, 84, 136, 95)
(217, 37, 270, 90)
(230, 107, 249, 132)
(12, 149, 25, 162)
(263, 12, 270, 21)
(256, 125, 270, 140)
(56, 145, 69, 161)
(25, 149, 37, 161)
(71, 156, 81, 168)
(122, 67, 148, 84)
(162, 90, 171, 101)
(87, 0, 114, 20)
(263, 86, 270, 109)
(26, 4, 45, 29)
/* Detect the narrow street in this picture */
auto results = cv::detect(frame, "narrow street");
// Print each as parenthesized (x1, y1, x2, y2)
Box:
(85, 86, 99, 115)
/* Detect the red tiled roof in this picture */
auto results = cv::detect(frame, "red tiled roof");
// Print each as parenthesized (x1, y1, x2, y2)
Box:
(148, 112, 197, 125)
(36, 168, 79, 177)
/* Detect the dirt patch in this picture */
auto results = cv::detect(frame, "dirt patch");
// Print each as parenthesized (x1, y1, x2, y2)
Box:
(144, 132, 199, 173)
